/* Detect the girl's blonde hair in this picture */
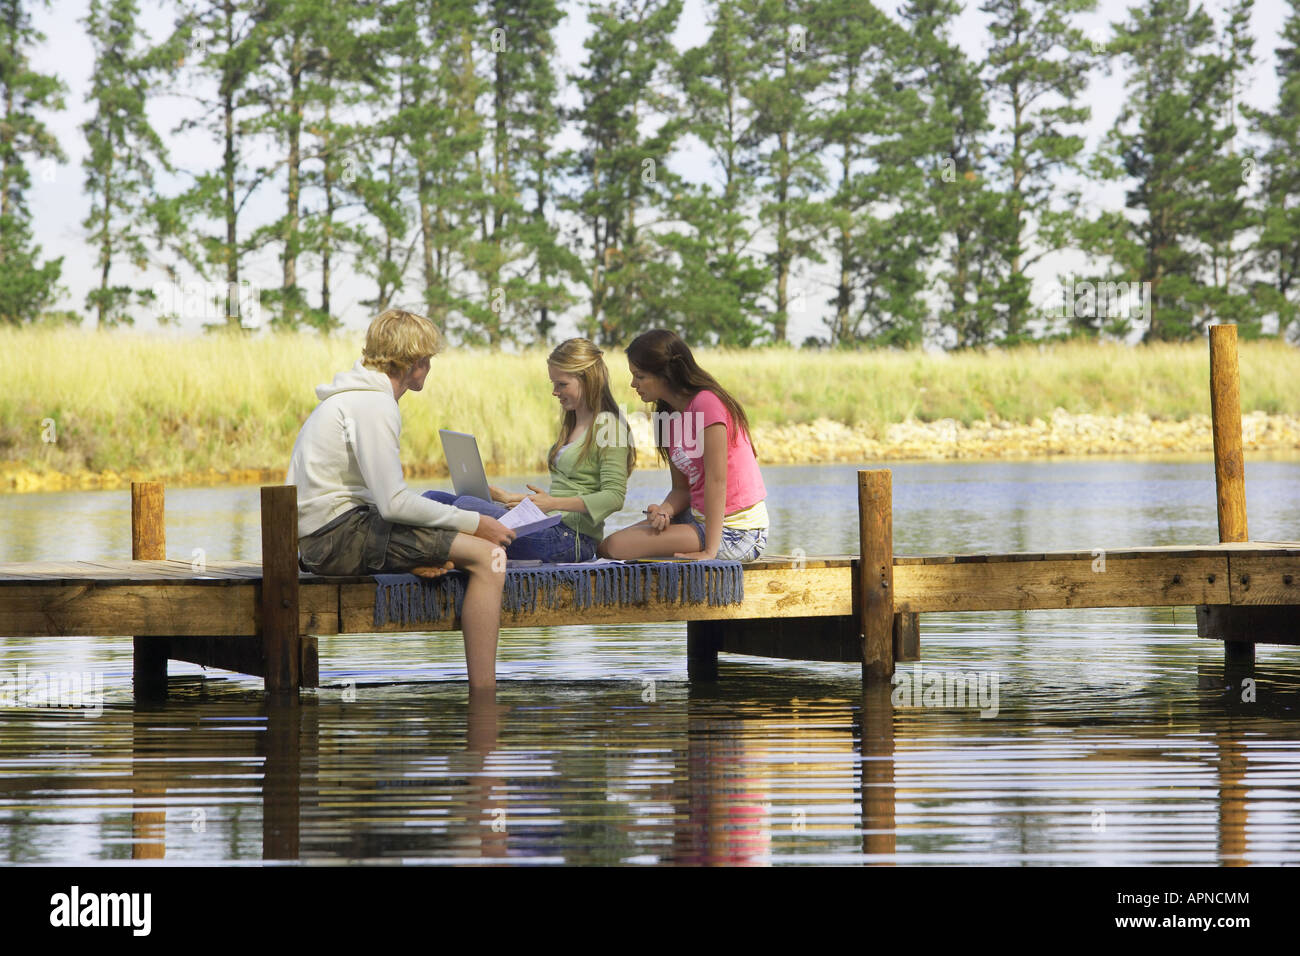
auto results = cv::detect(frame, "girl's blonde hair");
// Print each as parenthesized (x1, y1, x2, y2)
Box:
(547, 338, 635, 475)
(361, 308, 444, 377)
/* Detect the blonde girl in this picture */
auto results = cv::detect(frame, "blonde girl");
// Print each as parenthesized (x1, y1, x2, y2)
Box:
(423, 338, 635, 562)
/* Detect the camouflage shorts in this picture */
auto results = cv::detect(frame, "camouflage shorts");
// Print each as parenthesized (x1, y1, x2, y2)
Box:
(297, 505, 459, 577)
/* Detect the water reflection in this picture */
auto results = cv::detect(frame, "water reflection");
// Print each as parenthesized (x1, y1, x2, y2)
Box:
(0, 666, 1296, 864)
(2, 459, 1299, 864)
(2, 668, 1291, 864)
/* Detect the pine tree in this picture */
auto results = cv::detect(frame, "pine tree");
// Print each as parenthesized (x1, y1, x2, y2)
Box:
(899, 0, 1007, 348)
(807, 0, 933, 347)
(345, 0, 429, 318)
(1244, 0, 1300, 339)
(295, 0, 375, 335)
(81, 0, 180, 329)
(457, 0, 576, 346)
(1192, 0, 1259, 337)
(980, 0, 1096, 343)
(742, 0, 830, 344)
(1079, 0, 1256, 341)
(245, 0, 328, 330)
(666, 0, 768, 345)
(0, 0, 66, 324)
(172, 0, 274, 331)
(404, 0, 485, 336)
(564, 0, 686, 346)
(508, 0, 583, 345)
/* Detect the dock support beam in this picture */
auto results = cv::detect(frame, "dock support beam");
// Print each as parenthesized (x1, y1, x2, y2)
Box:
(859, 470, 895, 683)
(131, 482, 169, 700)
(1199, 325, 1256, 668)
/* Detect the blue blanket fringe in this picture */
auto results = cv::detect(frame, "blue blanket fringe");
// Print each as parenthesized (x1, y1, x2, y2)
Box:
(373, 560, 745, 628)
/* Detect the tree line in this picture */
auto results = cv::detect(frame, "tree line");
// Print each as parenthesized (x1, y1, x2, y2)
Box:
(1, 0, 1298, 347)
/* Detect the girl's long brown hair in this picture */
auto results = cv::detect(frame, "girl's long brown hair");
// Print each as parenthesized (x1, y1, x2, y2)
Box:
(624, 329, 755, 466)
(546, 338, 636, 475)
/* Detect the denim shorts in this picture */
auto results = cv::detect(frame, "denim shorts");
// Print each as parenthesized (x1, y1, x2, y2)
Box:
(672, 511, 768, 562)
(421, 490, 598, 563)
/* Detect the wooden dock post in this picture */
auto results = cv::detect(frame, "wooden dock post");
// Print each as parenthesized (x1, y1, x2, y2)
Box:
(860, 681, 896, 861)
(261, 486, 300, 694)
(1210, 324, 1249, 544)
(131, 482, 169, 700)
(859, 470, 895, 682)
(686, 620, 722, 681)
(1202, 324, 1256, 668)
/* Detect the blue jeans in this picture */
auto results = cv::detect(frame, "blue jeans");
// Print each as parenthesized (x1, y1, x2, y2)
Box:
(421, 490, 598, 563)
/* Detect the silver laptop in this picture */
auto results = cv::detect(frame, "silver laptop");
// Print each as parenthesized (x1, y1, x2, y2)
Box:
(439, 430, 493, 501)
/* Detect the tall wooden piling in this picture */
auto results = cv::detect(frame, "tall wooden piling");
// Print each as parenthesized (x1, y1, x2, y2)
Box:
(858, 470, 895, 682)
(1210, 325, 1248, 543)
(260, 486, 300, 694)
(131, 482, 168, 699)
(1204, 325, 1256, 668)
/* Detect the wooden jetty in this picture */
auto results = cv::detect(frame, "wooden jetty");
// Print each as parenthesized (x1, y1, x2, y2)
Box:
(0, 325, 1295, 697)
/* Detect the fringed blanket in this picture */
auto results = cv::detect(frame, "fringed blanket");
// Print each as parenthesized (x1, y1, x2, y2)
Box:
(373, 559, 745, 628)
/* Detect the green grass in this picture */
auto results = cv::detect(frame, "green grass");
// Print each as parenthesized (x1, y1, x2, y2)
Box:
(1, 327, 1296, 479)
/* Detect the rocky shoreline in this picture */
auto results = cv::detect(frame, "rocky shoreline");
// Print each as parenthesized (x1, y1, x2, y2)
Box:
(4, 409, 1298, 493)
(745, 409, 1300, 465)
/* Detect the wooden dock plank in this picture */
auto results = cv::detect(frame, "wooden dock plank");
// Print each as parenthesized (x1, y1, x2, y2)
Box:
(336, 565, 855, 632)
(0, 583, 256, 636)
(299, 585, 339, 634)
(2, 544, 1297, 583)
(0, 546, 1296, 640)
(1227, 552, 1300, 606)
(893, 555, 1232, 613)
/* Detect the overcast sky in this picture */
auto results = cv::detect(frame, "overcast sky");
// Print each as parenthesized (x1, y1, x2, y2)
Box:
(24, 0, 1292, 343)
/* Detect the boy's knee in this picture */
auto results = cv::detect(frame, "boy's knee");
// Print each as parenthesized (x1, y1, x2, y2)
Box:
(460, 542, 507, 579)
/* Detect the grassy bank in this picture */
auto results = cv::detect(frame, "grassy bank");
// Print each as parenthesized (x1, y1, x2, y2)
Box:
(2, 327, 1298, 488)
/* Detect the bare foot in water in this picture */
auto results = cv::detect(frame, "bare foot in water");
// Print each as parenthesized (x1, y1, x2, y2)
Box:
(411, 561, 456, 579)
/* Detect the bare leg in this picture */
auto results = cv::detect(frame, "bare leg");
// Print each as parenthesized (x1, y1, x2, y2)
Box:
(448, 534, 506, 689)
(599, 519, 702, 559)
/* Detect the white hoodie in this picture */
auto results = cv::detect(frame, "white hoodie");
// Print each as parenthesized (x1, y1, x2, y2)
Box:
(285, 358, 480, 537)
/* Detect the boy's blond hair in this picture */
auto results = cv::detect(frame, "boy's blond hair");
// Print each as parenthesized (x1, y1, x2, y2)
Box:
(361, 309, 444, 377)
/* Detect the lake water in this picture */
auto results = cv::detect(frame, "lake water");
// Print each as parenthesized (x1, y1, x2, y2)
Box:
(1, 458, 1298, 864)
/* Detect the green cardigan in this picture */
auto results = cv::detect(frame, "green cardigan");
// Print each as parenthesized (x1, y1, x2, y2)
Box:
(549, 411, 631, 545)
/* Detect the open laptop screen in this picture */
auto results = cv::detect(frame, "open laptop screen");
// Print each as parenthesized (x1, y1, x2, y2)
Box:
(438, 430, 493, 501)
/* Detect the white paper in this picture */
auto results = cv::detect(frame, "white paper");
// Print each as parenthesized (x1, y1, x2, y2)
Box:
(498, 497, 548, 530)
